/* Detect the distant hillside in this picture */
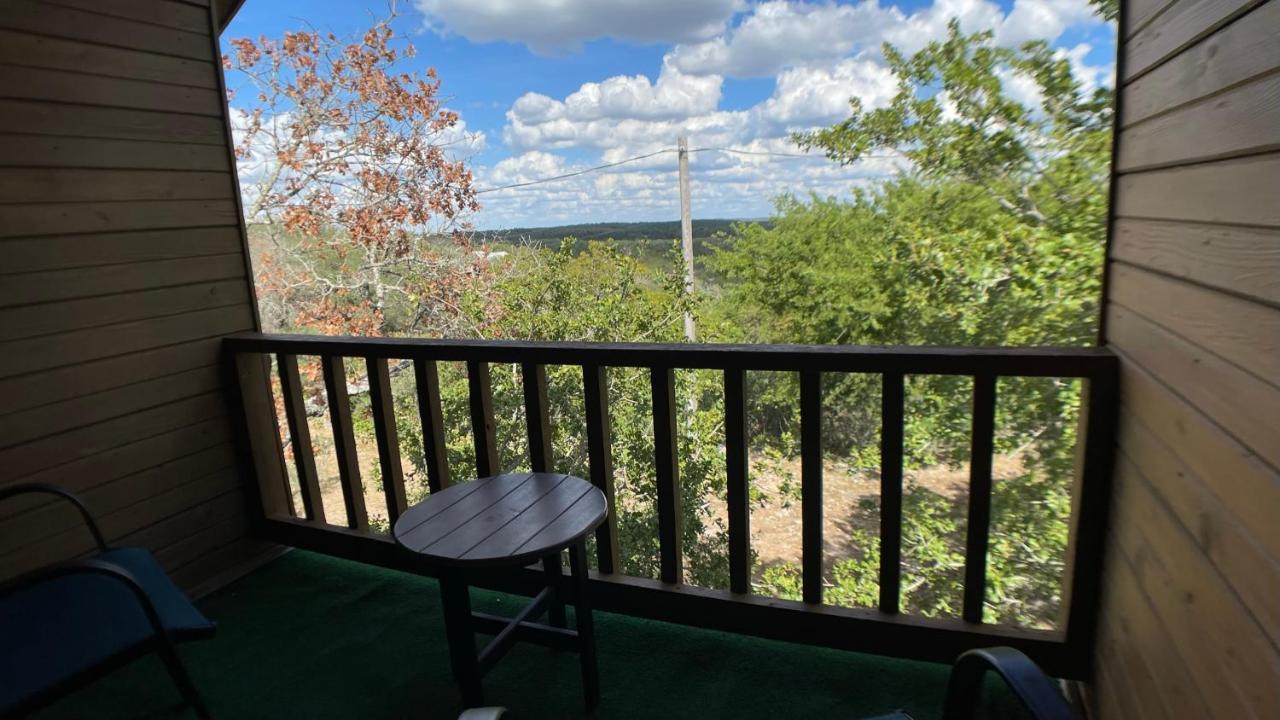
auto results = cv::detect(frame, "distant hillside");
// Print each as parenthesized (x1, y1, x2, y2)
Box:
(474, 219, 768, 245)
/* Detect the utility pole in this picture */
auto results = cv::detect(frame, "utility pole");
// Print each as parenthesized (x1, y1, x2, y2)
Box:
(678, 136, 696, 342)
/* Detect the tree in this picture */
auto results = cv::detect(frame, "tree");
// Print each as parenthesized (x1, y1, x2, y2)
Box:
(224, 15, 487, 339)
(713, 23, 1112, 625)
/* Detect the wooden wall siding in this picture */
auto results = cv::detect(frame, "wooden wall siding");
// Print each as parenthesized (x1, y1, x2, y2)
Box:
(0, 0, 270, 589)
(1097, 0, 1280, 717)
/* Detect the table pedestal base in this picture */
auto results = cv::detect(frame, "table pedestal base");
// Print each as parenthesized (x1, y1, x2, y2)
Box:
(437, 540, 599, 712)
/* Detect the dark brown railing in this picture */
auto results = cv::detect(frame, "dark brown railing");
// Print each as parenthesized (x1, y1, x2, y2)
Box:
(223, 333, 1117, 679)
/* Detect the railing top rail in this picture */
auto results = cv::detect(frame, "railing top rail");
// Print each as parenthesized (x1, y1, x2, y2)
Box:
(223, 333, 1117, 378)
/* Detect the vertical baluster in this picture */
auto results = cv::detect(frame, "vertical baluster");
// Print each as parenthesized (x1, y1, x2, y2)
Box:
(724, 368, 751, 594)
(651, 367, 683, 584)
(467, 360, 499, 478)
(367, 357, 407, 524)
(522, 363, 554, 473)
(582, 365, 620, 573)
(963, 373, 997, 623)
(322, 356, 367, 530)
(879, 371, 905, 613)
(800, 369, 823, 604)
(413, 359, 451, 493)
(277, 353, 325, 523)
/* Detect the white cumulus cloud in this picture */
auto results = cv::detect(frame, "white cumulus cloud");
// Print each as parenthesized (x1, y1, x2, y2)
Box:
(413, 0, 743, 54)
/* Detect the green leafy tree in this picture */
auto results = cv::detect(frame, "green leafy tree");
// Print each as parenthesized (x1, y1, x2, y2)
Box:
(716, 23, 1111, 625)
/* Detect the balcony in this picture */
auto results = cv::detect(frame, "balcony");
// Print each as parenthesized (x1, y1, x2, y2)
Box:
(224, 334, 1118, 681)
(36, 549, 1044, 719)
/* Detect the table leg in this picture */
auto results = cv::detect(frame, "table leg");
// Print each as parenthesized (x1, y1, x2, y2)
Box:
(568, 541, 599, 711)
(438, 568, 484, 708)
(542, 553, 567, 628)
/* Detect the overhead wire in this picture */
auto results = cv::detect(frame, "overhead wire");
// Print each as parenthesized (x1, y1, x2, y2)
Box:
(473, 145, 902, 195)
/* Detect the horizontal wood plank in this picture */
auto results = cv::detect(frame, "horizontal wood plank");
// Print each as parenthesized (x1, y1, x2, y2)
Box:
(0, 100, 225, 144)
(1107, 305, 1280, 469)
(0, 391, 227, 480)
(1108, 263, 1280, 382)
(0, 227, 242, 275)
(0, 0, 212, 61)
(0, 253, 246, 306)
(1112, 454, 1280, 718)
(1116, 415, 1280, 648)
(0, 363, 222, 449)
(0, 278, 251, 341)
(1098, 543, 1213, 719)
(0, 134, 231, 171)
(1114, 153, 1280, 226)
(1116, 358, 1280, 560)
(0, 28, 217, 88)
(0, 199, 240, 237)
(41, 0, 211, 34)
(0, 303, 252, 378)
(1109, 218, 1280, 306)
(0, 168, 233, 204)
(1124, 0, 1264, 81)
(1117, 71, 1280, 171)
(0, 336, 222, 415)
(1123, 0, 1280, 126)
(0, 65, 223, 116)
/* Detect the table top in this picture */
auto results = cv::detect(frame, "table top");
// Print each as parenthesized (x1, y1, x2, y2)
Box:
(392, 472, 608, 567)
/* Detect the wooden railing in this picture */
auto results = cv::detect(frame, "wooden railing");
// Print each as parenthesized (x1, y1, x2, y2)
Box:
(223, 333, 1117, 679)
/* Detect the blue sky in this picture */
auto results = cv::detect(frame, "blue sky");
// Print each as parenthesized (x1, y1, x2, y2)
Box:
(225, 0, 1115, 229)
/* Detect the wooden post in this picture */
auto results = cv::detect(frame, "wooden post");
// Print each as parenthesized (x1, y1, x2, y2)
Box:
(678, 136, 696, 342)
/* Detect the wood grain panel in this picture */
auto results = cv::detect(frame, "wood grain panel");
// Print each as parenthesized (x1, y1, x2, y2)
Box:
(0, 228, 242, 275)
(1126, 0, 1176, 37)
(0, 364, 222, 449)
(0, 100, 225, 144)
(1117, 413, 1280, 647)
(0, 0, 212, 61)
(1124, 0, 1264, 80)
(0, 169, 233, 204)
(1112, 455, 1279, 718)
(0, 29, 217, 88)
(1123, 0, 1280, 126)
(1118, 71, 1280, 171)
(0, 254, 246, 307)
(0, 279, 250, 341)
(0, 199, 239, 237)
(0, 303, 252, 378)
(1108, 263, 1280, 382)
(0, 134, 231, 171)
(1110, 218, 1280, 306)
(1116, 359, 1280, 559)
(0, 442, 236, 544)
(1114, 153, 1280, 226)
(0, 336, 222, 415)
(0, 66, 223, 116)
(1107, 305, 1280, 469)
(42, 0, 211, 34)
(0, 391, 227, 480)
(1099, 540, 1213, 719)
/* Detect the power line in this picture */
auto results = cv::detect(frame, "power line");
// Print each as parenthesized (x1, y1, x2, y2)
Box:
(474, 145, 902, 195)
(474, 149, 674, 194)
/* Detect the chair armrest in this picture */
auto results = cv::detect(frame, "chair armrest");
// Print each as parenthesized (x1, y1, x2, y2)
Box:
(458, 709, 507, 720)
(0, 483, 108, 551)
(941, 647, 1078, 720)
(0, 557, 170, 640)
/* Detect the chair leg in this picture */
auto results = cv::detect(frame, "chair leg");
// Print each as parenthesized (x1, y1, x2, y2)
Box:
(568, 541, 599, 712)
(154, 638, 210, 719)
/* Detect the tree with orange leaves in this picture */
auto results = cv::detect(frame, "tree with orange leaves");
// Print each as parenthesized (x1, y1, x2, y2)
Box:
(225, 13, 489, 338)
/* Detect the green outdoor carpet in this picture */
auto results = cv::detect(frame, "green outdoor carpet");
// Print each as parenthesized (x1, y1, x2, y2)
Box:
(34, 550, 1024, 720)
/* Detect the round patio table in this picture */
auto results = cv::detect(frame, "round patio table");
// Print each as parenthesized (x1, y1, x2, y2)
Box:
(392, 472, 607, 712)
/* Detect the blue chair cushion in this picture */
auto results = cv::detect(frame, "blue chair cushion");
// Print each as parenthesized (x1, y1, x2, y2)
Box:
(0, 548, 213, 713)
